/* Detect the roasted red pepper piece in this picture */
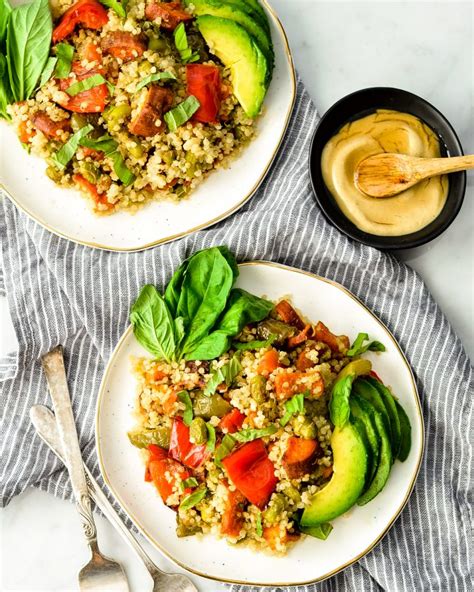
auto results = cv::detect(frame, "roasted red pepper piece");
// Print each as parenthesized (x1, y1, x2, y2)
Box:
(52, 0, 108, 44)
(222, 439, 277, 508)
(147, 446, 191, 503)
(169, 417, 210, 469)
(186, 64, 221, 123)
(145, 1, 192, 30)
(219, 408, 246, 434)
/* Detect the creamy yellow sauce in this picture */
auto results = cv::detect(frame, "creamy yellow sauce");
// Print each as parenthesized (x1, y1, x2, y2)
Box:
(321, 109, 449, 236)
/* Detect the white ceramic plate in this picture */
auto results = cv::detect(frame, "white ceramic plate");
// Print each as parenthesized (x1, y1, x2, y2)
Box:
(0, 2, 295, 252)
(96, 262, 424, 587)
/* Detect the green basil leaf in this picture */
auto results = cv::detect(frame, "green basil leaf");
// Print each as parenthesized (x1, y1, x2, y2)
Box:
(136, 71, 176, 91)
(329, 374, 356, 427)
(130, 284, 177, 362)
(0, 52, 12, 119)
(206, 423, 216, 451)
(185, 289, 274, 361)
(38, 56, 56, 86)
(300, 522, 333, 540)
(108, 149, 135, 185)
(66, 73, 111, 97)
(179, 486, 207, 510)
(204, 355, 241, 396)
(79, 134, 118, 154)
(214, 433, 236, 467)
(7, 0, 52, 101)
(233, 334, 277, 351)
(54, 42, 73, 79)
(99, 0, 127, 18)
(280, 393, 306, 427)
(255, 512, 263, 537)
(164, 95, 200, 132)
(233, 424, 278, 443)
(180, 476, 199, 491)
(174, 22, 199, 64)
(79, 134, 135, 185)
(347, 332, 386, 357)
(51, 123, 94, 169)
(178, 390, 193, 426)
(0, 0, 12, 45)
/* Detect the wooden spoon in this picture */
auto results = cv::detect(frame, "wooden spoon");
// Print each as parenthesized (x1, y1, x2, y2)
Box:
(354, 153, 474, 198)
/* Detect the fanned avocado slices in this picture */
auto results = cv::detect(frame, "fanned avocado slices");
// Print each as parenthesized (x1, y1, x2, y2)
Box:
(240, 0, 270, 30)
(350, 394, 380, 488)
(353, 378, 392, 441)
(395, 400, 412, 461)
(196, 15, 269, 118)
(184, 0, 274, 67)
(365, 376, 401, 458)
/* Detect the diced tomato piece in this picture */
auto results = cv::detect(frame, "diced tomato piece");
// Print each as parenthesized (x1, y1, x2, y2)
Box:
(169, 417, 210, 469)
(145, 1, 192, 30)
(313, 321, 350, 354)
(58, 60, 108, 113)
(257, 349, 280, 377)
(275, 300, 305, 330)
(263, 525, 300, 550)
(52, 0, 108, 44)
(219, 408, 246, 434)
(73, 174, 112, 208)
(101, 32, 147, 62)
(274, 369, 324, 400)
(220, 483, 246, 537)
(186, 64, 221, 123)
(282, 437, 319, 479)
(287, 324, 313, 349)
(222, 440, 277, 508)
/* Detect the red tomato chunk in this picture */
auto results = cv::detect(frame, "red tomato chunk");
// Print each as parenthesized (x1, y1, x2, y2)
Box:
(52, 0, 108, 44)
(186, 64, 221, 123)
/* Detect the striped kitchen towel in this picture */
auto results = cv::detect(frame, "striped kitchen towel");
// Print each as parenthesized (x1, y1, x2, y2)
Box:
(0, 77, 472, 591)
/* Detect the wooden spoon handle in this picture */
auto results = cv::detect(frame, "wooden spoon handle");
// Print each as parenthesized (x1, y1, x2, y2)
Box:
(414, 155, 474, 180)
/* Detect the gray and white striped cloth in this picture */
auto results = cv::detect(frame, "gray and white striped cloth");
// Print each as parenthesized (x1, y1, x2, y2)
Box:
(0, 78, 472, 591)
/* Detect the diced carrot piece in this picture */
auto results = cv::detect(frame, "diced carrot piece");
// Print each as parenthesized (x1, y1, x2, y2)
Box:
(282, 437, 319, 479)
(18, 120, 34, 143)
(263, 525, 300, 550)
(275, 300, 305, 330)
(220, 483, 246, 537)
(314, 321, 349, 354)
(163, 391, 177, 415)
(287, 324, 313, 349)
(274, 369, 324, 400)
(296, 348, 315, 371)
(257, 349, 280, 376)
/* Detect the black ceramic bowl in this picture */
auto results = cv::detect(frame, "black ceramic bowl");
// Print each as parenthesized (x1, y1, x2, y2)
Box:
(309, 87, 466, 250)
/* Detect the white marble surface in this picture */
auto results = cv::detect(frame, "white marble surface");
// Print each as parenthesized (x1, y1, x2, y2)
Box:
(1, 1, 473, 591)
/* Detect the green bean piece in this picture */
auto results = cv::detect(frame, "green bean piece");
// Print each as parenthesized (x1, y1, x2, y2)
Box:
(257, 319, 296, 346)
(148, 35, 168, 52)
(193, 392, 231, 419)
(292, 414, 317, 439)
(70, 113, 88, 132)
(189, 417, 207, 444)
(79, 162, 99, 184)
(127, 426, 171, 449)
(250, 375, 267, 403)
(199, 502, 214, 523)
(45, 165, 62, 182)
(104, 104, 131, 131)
(129, 143, 144, 159)
(283, 484, 301, 504)
(162, 150, 174, 165)
(263, 493, 286, 525)
(138, 61, 152, 76)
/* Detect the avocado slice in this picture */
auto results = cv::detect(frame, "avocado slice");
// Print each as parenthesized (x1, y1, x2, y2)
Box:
(365, 376, 401, 458)
(353, 378, 392, 440)
(357, 405, 393, 505)
(196, 15, 269, 118)
(184, 0, 274, 67)
(336, 359, 372, 381)
(300, 422, 368, 526)
(241, 0, 270, 30)
(395, 400, 412, 461)
(350, 394, 380, 487)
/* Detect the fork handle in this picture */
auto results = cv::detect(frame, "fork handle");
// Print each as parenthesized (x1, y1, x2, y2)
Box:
(41, 346, 97, 547)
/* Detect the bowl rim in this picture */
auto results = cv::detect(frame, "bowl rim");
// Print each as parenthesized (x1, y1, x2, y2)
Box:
(308, 86, 467, 250)
(95, 260, 425, 587)
(0, 0, 297, 253)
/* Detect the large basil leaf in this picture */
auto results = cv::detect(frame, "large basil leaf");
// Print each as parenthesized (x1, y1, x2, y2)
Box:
(176, 248, 234, 356)
(0, 52, 11, 119)
(130, 285, 176, 362)
(7, 0, 52, 101)
(185, 289, 273, 360)
(0, 0, 11, 45)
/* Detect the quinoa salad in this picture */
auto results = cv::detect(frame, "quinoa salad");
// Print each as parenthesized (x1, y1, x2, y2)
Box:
(1, 0, 274, 213)
(127, 247, 412, 554)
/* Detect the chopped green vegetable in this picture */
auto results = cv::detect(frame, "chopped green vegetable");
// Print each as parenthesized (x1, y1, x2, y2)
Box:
(233, 425, 278, 443)
(233, 334, 277, 351)
(174, 22, 199, 64)
(65, 73, 111, 97)
(38, 56, 57, 87)
(178, 390, 193, 426)
(127, 426, 170, 449)
(280, 393, 306, 427)
(180, 476, 199, 491)
(347, 333, 386, 357)
(255, 512, 263, 537)
(179, 487, 207, 510)
(51, 123, 94, 169)
(135, 71, 176, 91)
(204, 355, 241, 396)
(214, 433, 236, 467)
(99, 0, 127, 18)
(54, 42, 73, 79)
(206, 423, 216, 451)
(164, 95, 200, 132)
(79, 134, 135, 186)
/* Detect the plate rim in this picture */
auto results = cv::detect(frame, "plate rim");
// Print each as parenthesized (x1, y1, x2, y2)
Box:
(95, 260, 425, 586)
(1, 1, 296, 253)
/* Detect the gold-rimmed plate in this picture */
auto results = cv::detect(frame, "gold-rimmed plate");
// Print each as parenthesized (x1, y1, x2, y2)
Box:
(0, 1, 295, 252)
(95, 262, 424, 587)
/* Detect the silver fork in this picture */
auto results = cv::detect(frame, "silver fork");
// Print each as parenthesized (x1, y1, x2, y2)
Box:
(42, 346, 129, 592)
(30, 404, 199, 592)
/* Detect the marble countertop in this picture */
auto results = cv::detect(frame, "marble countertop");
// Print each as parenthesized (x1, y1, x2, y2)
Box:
(1, 1, 472, 591)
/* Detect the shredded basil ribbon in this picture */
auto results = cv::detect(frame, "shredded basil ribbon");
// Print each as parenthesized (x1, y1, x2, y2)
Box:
(99, 0, 128, 18)
(54, 43, 74, 79)
(179, 487, 207, 510)
(206, 423, 216, 451)
(233, 334, 277, 351)
(178, 390, 193, 426)
(214, 433, 236, 467)
(232, 424, 278, 443)
(164, 95, 200, 132)
(347, 333, 386, 357)
(65, 73, 113, 97)
(135, 71, 176, 92)
(280, 393, 306, 427)
(255, 512, 263, 537)
(204, 355, 241, 396)
(52, 124, 94, 169)
(79, 134, 135, 186)
(180, 476, 198, 491)
(174, 22, 199, 64)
